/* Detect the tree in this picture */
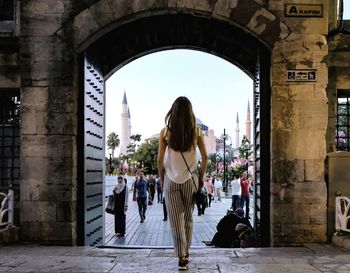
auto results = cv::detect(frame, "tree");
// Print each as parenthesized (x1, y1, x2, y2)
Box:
(107, 132, 120, 158)
(239, 135, 253, 159)
(208, 153, 222, 174)
(126, 134, 142, 155)
(129, 139, 159, 174)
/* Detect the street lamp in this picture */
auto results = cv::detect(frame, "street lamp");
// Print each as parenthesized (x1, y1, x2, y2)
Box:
(222, 128, 227, 194)
(108, 148, 113, 175)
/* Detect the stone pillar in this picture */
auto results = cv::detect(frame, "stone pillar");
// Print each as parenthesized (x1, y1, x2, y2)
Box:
(19, 1, 77, 245)
(270, 32, 328, 245)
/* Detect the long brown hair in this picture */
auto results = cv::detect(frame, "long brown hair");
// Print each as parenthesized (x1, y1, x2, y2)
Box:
(165, 96, 196, 152)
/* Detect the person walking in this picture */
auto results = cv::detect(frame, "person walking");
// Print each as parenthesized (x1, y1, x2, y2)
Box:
(240, 172, 251, 219)
(113, 176, 129, 237)
(133, 173, 148, 223)
(206, 177, 214, 207)
(231, 175, 241, 211)
(157, 96, 208, 270)
(214, 176, 223, 202)
(156, 175, 163, 203)
(148, 175, 156, 203)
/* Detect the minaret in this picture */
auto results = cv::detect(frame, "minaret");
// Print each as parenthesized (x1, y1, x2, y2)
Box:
(127, 107, 131, 144)
(246, 100, 252, 143)
(235, 112, 240, 149)
(120, 91, 129, 155)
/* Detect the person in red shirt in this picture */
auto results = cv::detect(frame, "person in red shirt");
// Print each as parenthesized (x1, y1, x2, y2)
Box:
(240, 172, 251, 219)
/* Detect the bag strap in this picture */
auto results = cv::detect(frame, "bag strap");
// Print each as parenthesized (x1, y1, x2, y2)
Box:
(180, 152, 198, 192)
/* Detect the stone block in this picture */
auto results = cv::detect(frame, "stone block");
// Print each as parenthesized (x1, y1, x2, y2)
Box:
(272, 159, 304, 184)
(20, 201, 56, 222)
(194, 0, 216, 13)
(271, 100, 298, 130)
(19, 179, 42, 201)
(0, 52, 18, 66)
(288, 84, 327, 101)
(73, 8, 100, 49)
(296, 100, 328, 130)
(336, 74, 350, 89)
(294, 130, 327, 160)
(21, 87, 49, 111)
(21, 110, 48, 135)
(271, 85, 290, 100)
(56, 201, 76, 222)
(89, 0, 115, 28)
(21, 61, 74, 87)
(105, 0, 133, 20)
(213, 0, 238, 18)
(0, 66, 20, 88)
(21, 0, 65, 14)
(48, 86, 76, 113)
(19, 221, 75, 244)
(304, 159, 324, 181)
(332, 52, 350, 67)
(21, 13, 63, 36)
(271, 224, 327, 246)
(21, 135, 75, 158)
(176, 0, 195, 9)
(20, 37, 72, 63)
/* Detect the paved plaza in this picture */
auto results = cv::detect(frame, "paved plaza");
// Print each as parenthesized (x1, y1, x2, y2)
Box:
(104, 192, 240, 247)
(0, 243, 349, 272)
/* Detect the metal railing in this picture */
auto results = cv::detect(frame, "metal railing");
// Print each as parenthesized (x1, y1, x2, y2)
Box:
(0, 189, 13, 229)
(335, 196, 350, 233)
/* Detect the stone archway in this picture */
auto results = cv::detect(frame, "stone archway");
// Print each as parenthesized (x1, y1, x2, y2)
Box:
(73, 2, 288, 246)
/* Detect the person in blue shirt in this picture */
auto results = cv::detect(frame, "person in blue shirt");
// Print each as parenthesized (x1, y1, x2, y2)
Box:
(133, 173, 149, 223)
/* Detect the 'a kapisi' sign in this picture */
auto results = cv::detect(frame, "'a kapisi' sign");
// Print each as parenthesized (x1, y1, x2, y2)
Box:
(285, 4, 323, 17)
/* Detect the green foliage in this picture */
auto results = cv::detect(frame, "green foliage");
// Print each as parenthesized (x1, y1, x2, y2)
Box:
(207, 153, 222, 174)
(239, 135, 253, 159)
(107, 132, 120, 157)
(126, 134, 142, 155)
(129, 139, 159, 174)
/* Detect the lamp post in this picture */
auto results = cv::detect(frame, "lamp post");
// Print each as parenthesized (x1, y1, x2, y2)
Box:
(108, 148, 113, 175)
(222, 128, 227, 194)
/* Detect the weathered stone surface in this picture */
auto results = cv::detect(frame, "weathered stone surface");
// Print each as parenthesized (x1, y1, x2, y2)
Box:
(272, 100, 298, 130)
(0, 66, 20, 88)
(73, 8, 100, 48)
(194, 0, 216, 13)
(304, 159, 324, 181)
(21, 201, 57, 222)
(88, 0, 115, 28)
(176, 0, 195, 9)
(21, 61, 73, 87)
(21, 13, 63, 36)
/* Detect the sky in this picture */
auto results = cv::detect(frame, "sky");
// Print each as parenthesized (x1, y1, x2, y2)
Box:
(105, 49, 253, 153)
(105, 3, 350, 154)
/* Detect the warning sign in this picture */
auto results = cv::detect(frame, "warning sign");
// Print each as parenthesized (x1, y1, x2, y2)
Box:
(285, 4, 323, 17)
(287, 70, 317, 82)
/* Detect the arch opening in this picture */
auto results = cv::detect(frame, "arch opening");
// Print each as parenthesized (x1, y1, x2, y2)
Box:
(77, 13, 271, 247)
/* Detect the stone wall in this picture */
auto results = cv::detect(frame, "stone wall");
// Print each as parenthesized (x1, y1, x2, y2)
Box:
(0, 0, 341, 245)
(269, 1, 329, 245)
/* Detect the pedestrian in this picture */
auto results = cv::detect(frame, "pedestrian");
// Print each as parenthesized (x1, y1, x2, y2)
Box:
(162, 197, 168, 221)
(240, 172, 251, 219)
(231, 175, 241, 211)
(113, 176, 129, 237)
(133, 173, 148, 223)
(148, 175, 156, 203)
(196, 182, 208, 216)
(156, 175, 163, 203)
(157, 96, 208, 270)
(206, 177, 213, 207)
(214, 176, 222, 202)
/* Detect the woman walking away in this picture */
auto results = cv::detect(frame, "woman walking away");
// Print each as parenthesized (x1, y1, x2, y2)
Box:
(113, 176, 129, 237)
(157, 96, 208, 270)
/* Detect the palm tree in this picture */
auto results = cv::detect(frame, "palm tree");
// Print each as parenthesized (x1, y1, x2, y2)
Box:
(107, 132, 120, 158)
(208, 153, 222, 174)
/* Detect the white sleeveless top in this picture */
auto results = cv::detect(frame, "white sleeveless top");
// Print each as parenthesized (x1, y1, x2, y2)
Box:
(163, 126, 202, 184)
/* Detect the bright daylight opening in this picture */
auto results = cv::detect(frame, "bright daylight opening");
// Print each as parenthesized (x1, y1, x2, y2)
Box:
(104, 49, 254, 247)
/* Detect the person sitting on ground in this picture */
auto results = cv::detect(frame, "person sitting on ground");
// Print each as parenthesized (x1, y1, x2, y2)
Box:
(211, 208, 252, 248)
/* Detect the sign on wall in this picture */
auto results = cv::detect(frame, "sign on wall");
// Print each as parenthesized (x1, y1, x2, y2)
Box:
(285, 4, 323, 17)
(287, 69, 317, 82)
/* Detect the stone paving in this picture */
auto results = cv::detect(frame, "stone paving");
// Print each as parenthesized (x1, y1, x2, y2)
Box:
(0, 243, 349, 272)
(105, 192, 241, 247)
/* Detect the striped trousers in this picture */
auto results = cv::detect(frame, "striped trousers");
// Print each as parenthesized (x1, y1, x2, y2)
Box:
(164, 173, 197, 257)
